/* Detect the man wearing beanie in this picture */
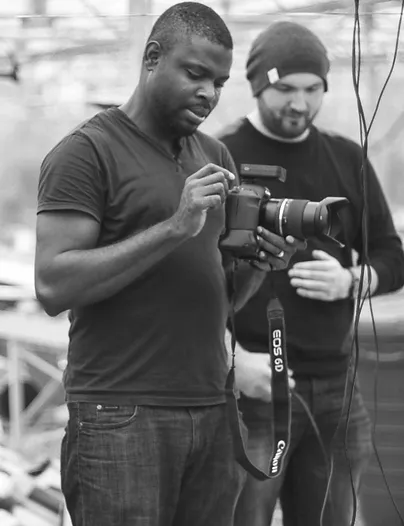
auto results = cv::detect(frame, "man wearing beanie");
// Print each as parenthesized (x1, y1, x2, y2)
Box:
(218, 21, 404, 526)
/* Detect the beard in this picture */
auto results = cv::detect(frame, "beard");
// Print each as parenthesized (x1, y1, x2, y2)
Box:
(261, 106, 318, 139)
(274, 112, 313, 138)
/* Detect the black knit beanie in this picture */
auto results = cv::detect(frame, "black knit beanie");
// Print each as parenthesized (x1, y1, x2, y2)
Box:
(246, 21, 330, 97)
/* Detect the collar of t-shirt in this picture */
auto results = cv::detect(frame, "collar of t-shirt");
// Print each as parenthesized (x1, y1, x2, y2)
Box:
(247, 108, 310, 144)
(112, 107, 185, 161)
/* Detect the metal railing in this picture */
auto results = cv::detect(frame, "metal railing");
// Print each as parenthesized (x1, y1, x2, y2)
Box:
(0, 311, 69, 450)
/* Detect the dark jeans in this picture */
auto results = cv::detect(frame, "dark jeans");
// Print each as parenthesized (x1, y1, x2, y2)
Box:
(61, 402, 246, 526)
(234, 374, 372, 526)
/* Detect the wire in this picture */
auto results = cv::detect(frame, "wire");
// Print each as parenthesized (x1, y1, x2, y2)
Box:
(371, 109, 404, 154)
(318, 6, 368, 525)
(346, 0, 404, 524)
(366, 294, 404, 522)
(320, 454, 335, 525)
(316, 1, 404, 524)
(366, 9, 404, 135)
(346, 7, 365, 524)
(0, 10, 404, 20)
(291, 390, 335, 524)
(292, 391, 330, 475)
(320, 364, 353, 526)
(1, 1, 404, 521)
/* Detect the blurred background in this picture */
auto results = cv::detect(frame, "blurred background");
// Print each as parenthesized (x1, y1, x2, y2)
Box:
(0, 1, 403, 525)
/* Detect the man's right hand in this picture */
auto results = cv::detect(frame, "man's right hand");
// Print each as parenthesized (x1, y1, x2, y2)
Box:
(172, 163, 235, 238)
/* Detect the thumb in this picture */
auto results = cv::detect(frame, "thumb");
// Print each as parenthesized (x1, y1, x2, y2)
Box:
(312, 250, 335, 261)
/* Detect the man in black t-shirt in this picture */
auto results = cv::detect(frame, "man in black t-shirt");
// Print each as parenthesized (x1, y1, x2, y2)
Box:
(218, 21, 404, 526)
(35, 4, 301, 526)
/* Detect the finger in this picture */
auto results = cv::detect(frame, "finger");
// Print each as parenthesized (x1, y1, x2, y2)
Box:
(291, 260, 334, 271)
(256, 238, 286, 259)
(188, 163, 235, 183)
(189, 171, 226, 187)
(285, 235, 307, 250)
(256, 228, 301, 260)
(295, 287, 333, 301)
(190, 176, 228, 202)
(224, 169, 236, 183)
(258, 242, 297, 264)
(201, 195, 223, 209)
(312, 250, 335, 261)
(256, 230, 290, 255)
(288, 268, 331, 280)
(201, 182, 227, 202)
(188, 163, 224, 180)
(256, 227, 286, 248)
(222, 177, 229, 195)
(290, 278, 330, 291)
(196, 173, 230, 196)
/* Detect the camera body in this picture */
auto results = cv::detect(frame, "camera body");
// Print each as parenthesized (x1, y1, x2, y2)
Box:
(221, 183, 271, 259)
(220, 164, 349, 260)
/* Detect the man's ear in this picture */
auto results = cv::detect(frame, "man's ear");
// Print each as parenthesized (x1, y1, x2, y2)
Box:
(144, 40, 162, 71)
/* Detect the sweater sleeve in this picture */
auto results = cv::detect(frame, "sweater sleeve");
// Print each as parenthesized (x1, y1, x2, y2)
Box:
(352, 158, 404, 295)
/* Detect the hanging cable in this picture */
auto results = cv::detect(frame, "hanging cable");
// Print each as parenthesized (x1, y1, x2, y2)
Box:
(345, 1, 404, 525)
(317, 2, 404, 525)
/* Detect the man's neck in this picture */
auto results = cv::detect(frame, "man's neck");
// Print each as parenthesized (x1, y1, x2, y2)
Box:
(120, 89, 180, 156)
(247, 108, 310, 143)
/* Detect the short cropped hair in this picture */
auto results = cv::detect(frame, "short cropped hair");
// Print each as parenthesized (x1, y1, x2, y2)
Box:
(146, 2, 233, 55)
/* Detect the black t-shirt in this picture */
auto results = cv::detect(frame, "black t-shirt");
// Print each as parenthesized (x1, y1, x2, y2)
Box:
(219, 118, 404, 377)
(38, 107, 237, 405)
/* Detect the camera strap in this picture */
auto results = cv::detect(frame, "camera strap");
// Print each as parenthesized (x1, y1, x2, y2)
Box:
(225, 267, 291, 480)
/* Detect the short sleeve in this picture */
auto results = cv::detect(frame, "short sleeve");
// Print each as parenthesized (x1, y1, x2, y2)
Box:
(37, 132, 106, 223)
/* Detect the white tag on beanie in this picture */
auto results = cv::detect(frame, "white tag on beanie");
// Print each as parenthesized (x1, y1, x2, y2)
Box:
(267, 68, 280, 84)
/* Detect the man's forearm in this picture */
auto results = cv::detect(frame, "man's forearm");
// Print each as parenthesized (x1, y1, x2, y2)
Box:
(38, 218, 189, 315)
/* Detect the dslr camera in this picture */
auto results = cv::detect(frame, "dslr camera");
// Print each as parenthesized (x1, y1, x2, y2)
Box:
(220, 164, 349, 260)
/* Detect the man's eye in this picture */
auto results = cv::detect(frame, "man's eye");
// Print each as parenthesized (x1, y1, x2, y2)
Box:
(275, 86, 292, 93)
(187, 70, 201, 79)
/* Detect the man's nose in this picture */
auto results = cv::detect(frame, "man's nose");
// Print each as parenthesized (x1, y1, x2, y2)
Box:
(289, 91, 308, 112)
(197, 81, 216, 103)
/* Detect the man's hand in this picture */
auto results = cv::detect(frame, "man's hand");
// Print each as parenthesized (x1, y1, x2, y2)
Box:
(234, 345, 295, 402)
(288, 249, 352, 301)
(172, 163, 235, 238)
(252, 229, 306, 272)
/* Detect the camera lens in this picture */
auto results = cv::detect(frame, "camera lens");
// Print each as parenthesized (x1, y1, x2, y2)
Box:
(263, 197, 348, 241)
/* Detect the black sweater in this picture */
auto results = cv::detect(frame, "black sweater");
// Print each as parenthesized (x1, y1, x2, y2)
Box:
(219, 119, 404, 377)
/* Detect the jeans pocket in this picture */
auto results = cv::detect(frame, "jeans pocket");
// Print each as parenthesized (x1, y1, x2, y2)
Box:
(77, 402, 139, 430)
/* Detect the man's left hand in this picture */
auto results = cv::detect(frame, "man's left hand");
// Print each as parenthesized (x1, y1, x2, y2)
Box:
(288, 249, 352, 301)
(253, 227, 306, 272)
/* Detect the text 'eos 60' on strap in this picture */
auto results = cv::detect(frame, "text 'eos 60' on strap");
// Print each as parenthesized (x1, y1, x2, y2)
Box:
(225, 272, 291, 480)
(266, 295, 291, 476)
